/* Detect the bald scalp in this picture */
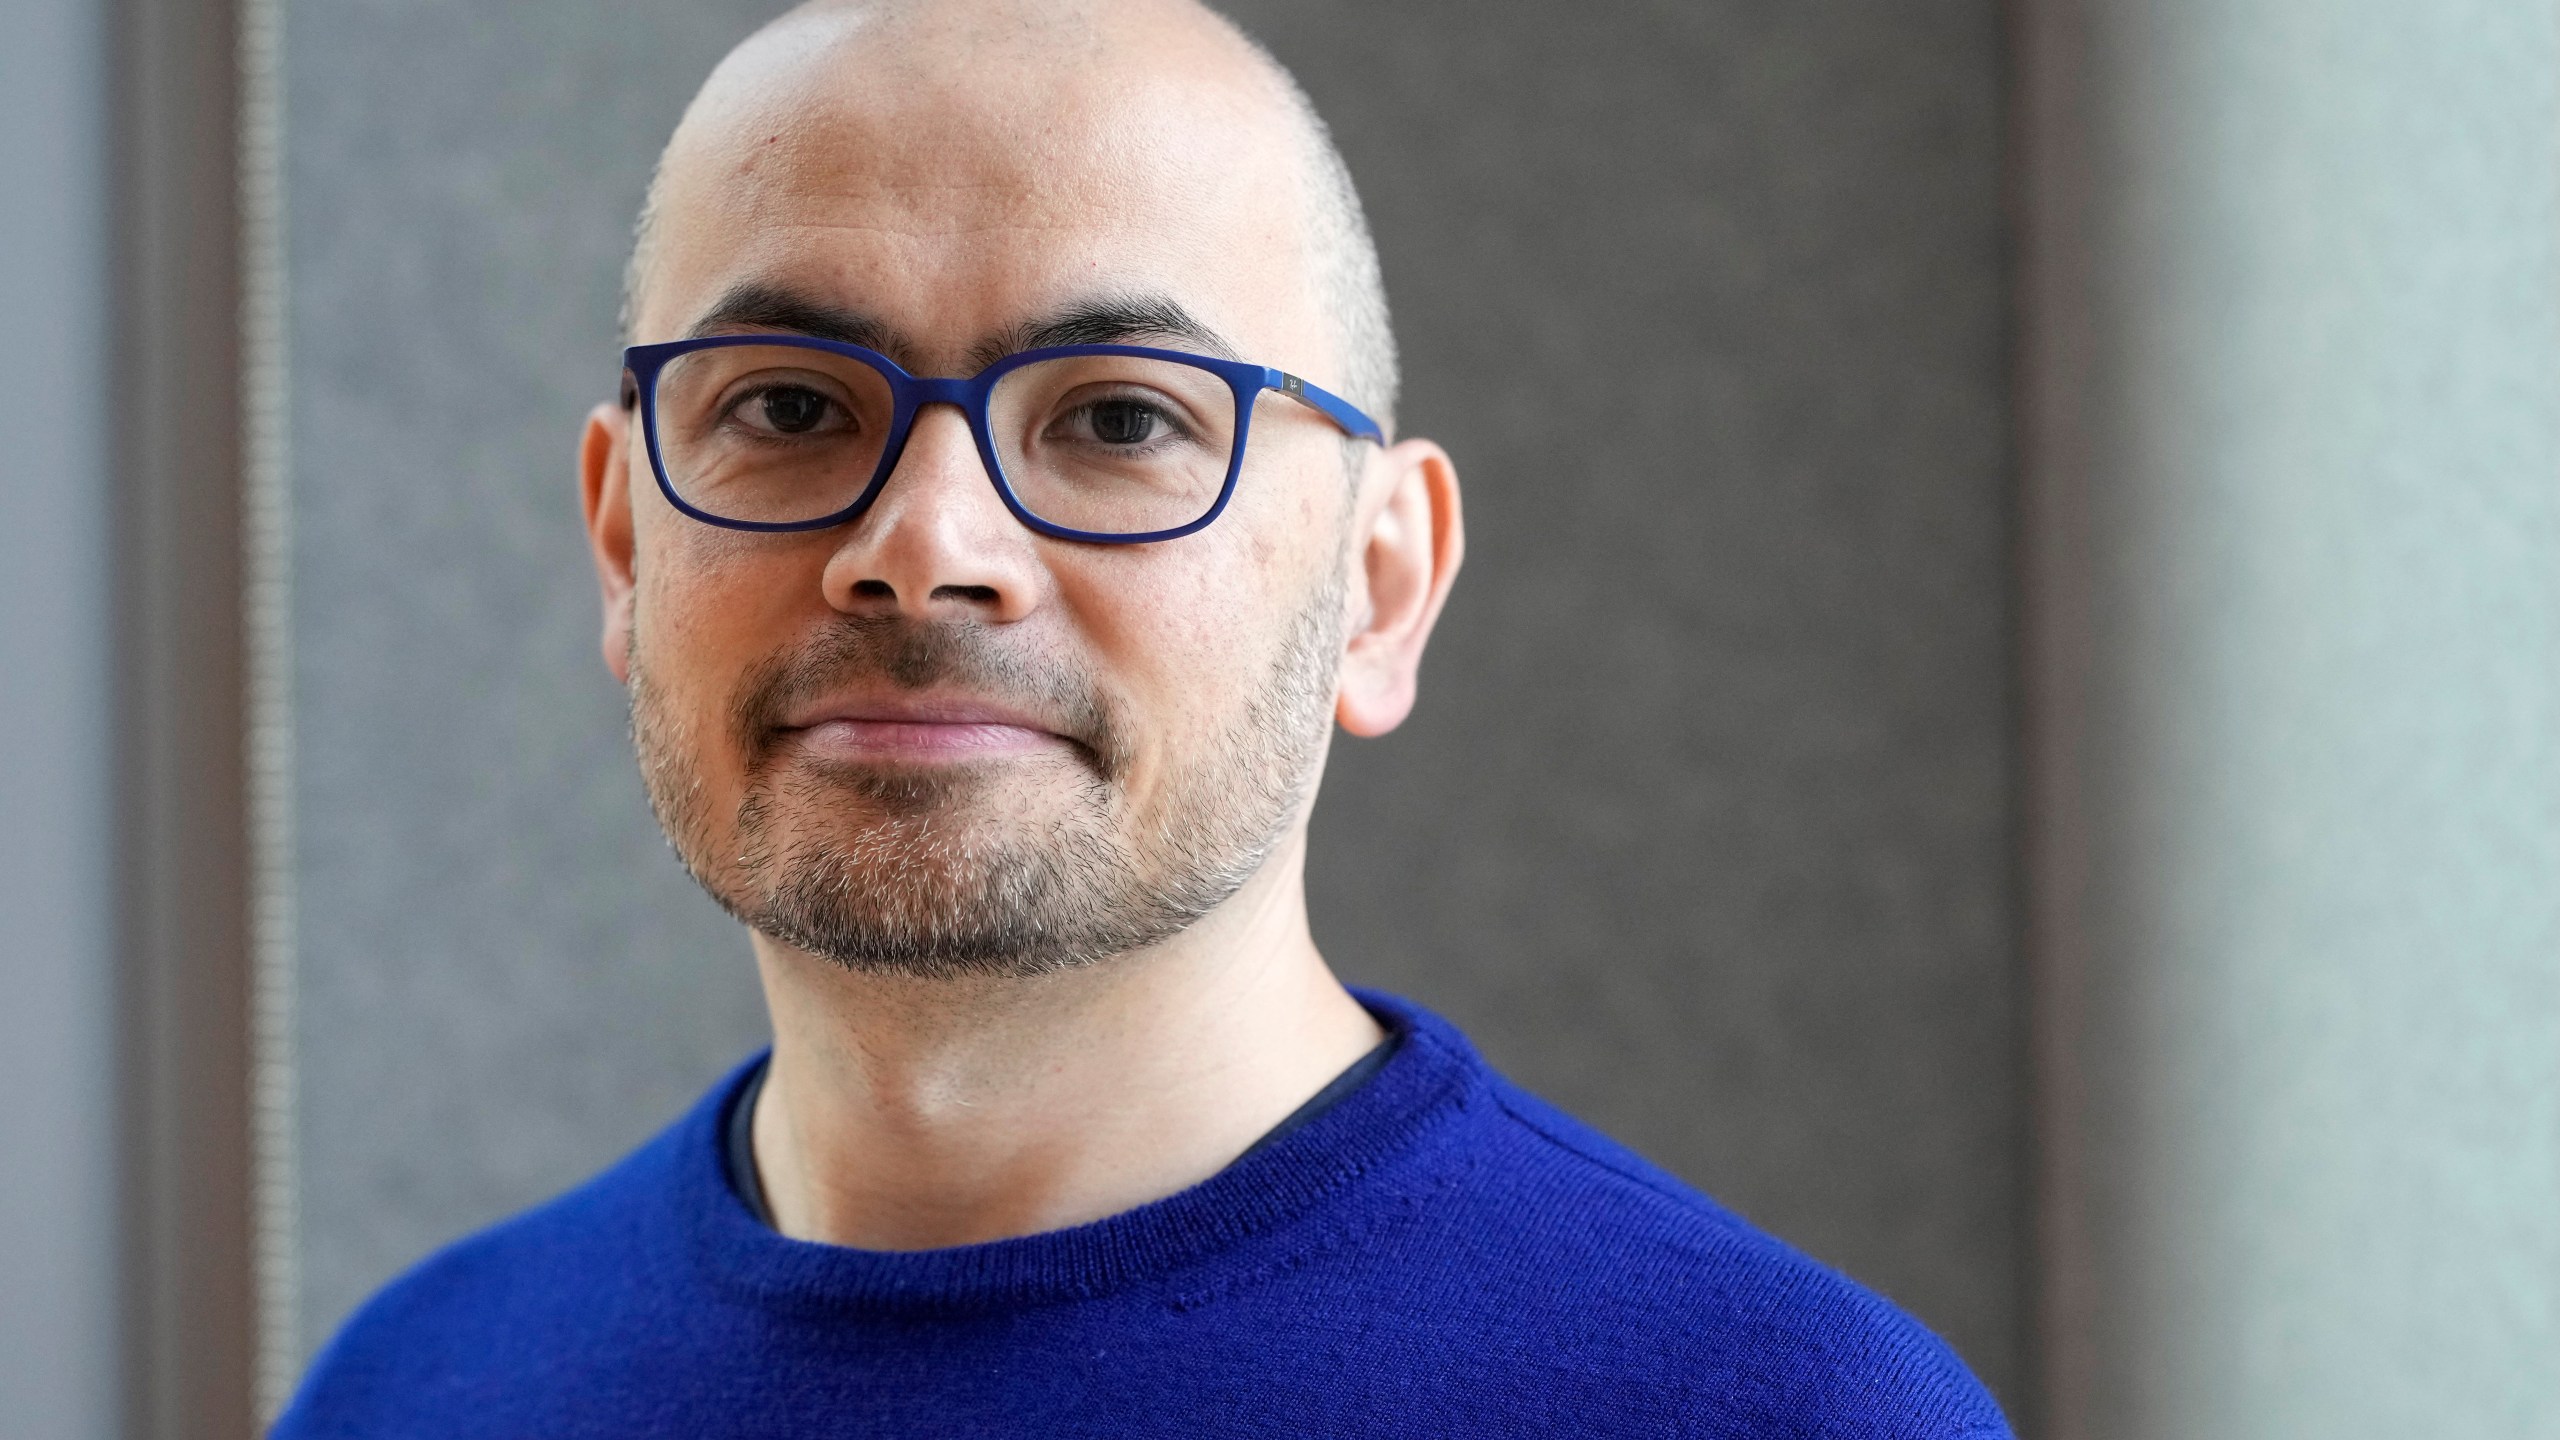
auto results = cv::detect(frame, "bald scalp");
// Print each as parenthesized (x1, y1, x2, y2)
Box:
(620, 0, 1399, 431)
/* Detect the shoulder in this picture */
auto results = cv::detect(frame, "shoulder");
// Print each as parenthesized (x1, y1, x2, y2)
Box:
(272, 1073, 734, 1438)
(1373, 998, 2011, 1438)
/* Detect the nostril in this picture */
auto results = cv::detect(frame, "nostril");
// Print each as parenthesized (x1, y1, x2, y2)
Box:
(932, 584, 1000, 606)
(852, 579, 895, 600)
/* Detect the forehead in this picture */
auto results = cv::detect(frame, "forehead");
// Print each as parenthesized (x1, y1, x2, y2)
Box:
(637, 25, 1322, 368)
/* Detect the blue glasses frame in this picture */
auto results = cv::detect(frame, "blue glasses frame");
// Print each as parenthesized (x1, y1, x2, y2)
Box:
(622, 336, 1383, 544)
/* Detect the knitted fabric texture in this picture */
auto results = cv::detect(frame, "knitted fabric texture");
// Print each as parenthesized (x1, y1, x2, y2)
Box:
(277, 991, 2012, 1438)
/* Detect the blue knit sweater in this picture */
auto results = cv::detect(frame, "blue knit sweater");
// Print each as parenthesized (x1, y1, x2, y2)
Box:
(277, 992, 2010, 1438)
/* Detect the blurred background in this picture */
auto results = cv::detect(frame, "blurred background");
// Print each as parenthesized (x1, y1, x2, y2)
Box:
(2, 1, 2553, 1437)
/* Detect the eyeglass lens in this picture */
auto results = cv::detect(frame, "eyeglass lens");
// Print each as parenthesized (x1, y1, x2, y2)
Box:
(649, 344, 1239, 535)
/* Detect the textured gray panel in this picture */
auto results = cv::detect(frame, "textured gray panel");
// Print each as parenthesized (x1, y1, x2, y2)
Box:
(0, 0, 117, 1432)
(285, 0, 2022, 1404)
(286, 0, 789, 1357)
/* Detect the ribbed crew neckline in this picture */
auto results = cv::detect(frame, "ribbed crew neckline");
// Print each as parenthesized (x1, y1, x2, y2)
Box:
(673, 989, 1485, 1317)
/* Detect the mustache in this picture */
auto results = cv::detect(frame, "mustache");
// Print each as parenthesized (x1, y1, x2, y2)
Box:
(729, 614, 1129, 778)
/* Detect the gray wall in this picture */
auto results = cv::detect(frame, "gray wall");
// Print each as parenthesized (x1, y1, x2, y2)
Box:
(0, 0, 118, 1435)
(285, 0, 781, 1362)
(2021, 2, 2560, 1435)
(282, 0, 2026, 1407)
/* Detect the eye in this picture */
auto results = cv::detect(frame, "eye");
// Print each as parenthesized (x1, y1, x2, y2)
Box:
(729, 383, 843, 437)
(1053, 392, 1186, 447)
(1086, 398, 1161, 445)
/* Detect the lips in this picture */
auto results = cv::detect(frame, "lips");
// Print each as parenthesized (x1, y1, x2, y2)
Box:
(773, 692, 1065, 762)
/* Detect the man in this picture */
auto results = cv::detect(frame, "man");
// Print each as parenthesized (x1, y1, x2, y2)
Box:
(280, 2, 2011, 1435)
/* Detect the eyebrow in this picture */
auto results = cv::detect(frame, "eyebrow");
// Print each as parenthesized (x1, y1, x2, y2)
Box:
(972, 297, 1239, 371)
(685, 283, 905, 353)
(683, 282, 1239, 376)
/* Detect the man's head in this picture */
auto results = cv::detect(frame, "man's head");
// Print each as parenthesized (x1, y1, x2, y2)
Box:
(580, 0, 1462, 978)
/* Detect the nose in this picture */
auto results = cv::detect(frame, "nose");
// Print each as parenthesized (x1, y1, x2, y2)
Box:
(820, 403, 1041, 623)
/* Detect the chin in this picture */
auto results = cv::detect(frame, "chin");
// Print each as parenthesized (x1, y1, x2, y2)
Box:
(774, 751, 1108, 823)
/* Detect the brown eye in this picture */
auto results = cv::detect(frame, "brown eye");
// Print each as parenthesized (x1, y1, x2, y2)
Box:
(1086, 398, 1163, 445)
(756, 386, 832, 435)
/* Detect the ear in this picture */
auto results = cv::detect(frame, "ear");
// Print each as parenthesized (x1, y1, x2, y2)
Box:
(580, 401, 638, 685)
(1336, 437, 1464, 737)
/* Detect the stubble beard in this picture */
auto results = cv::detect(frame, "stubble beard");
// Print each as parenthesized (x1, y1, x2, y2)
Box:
(628, 568, 1345, 981)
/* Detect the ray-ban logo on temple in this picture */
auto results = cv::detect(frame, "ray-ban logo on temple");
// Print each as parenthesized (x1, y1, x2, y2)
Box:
(622, 336, 1383, 545)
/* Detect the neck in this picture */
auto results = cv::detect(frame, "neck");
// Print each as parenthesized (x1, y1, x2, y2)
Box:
(743, 830, 1384, 1250)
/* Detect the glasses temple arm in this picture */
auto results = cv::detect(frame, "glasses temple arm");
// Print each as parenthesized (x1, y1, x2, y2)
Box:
(1266, 369, 1384, 443)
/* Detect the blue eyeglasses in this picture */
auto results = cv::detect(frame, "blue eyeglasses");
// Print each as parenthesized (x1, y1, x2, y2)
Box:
(621, 336, 1383, 544)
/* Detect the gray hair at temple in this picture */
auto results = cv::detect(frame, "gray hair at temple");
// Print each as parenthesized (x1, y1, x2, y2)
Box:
(617, 2, 1401, 435)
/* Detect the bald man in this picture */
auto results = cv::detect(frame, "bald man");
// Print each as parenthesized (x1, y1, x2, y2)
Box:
(277, 3, 2010, 1436)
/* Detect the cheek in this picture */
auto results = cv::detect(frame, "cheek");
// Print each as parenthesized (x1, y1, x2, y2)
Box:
(1053, 498, 1332, 755)
(629, 521, 830, 753)
(1051, 549, 1227, 722)
(635, 510, 822, 646)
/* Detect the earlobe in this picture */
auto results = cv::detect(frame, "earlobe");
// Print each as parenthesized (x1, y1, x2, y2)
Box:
(1335, 439, 1464, 738)
(580, 402, 638, 685)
